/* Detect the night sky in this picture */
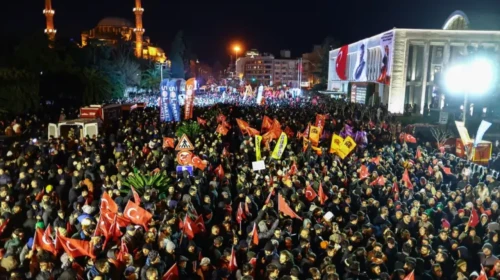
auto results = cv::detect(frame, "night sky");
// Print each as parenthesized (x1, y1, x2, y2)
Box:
(2, 0, 500, 64)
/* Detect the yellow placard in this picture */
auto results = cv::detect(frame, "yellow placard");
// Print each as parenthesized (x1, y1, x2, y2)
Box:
(255, 135, 262, 161)
(329, 134, 344, 154)
(271, 132, 288, 160)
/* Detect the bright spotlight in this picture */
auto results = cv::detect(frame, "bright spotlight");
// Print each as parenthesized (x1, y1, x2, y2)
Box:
(444, 57, 495, 95)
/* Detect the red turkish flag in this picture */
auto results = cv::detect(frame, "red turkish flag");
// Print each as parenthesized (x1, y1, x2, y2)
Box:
(131, 187, 141, 204)
(359, 165, 369, 180)
(216, 124, 229, 136)
(100, 192, 118, 213)
(101, 209, 130, 228)
(34, 226, 56, 255)
(335, 45, 349, 80)
(251, 223, 259, 245)
(288, 162, 298, 176)
(416, 148, 422, 159)
(403, 270, 414, 280)
(469, 207, 480, 228)
(477, 265, 488, 280)
(183, 215, 196, 239)
(163, 137, 175, 149)
(193, 215, 205, 234)
(442, 167, 452, 175)
(392, 181, 400, 201)
(284, 126, 295, 138)
(278, 194, 302, 220)
(123, 201, 152, 230)
(236, 202, 246, 224)
(57, 234, 95, 259)
(318, 183, 328, 205)
(370, 176, 386, 186)
(371, 157, 381, 165)
(428, 165, 434, 175)
(246, 127, 260, 137)
(162, 263, 179, 280)
(229, 246, 238, 272)
(214, 164, 225, 179)
(264, 190, 274, 205)
(216, 114, 226, 123)
(403, 169, 413, 189)
(191, 156, 207, 171)
(304, 184, 318, 202)
(117, 240, 128, 263)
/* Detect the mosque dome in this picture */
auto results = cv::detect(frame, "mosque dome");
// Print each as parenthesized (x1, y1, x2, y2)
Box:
(443, 10, 470, 30)
(97, 17, 134, 28)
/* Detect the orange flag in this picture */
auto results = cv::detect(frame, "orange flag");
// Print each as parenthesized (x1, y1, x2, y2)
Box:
(246, 127, 260, 136)
(304, 184, 317, 202)
(163, 137, 175, 149)
(251, 223, 259, 245)
(191, 156, 207, 170)
(278, 194, 302, 220)
(318, 183, 327, 205)
(57, 234, 95, 259)
(124, 201, 153, 230)
(284, 126, 294, 138)
(100, 192, 118, 213)
(197, 117, 207, 126)
(271, 119, 282, 137)
(216, 124, 229, 135)
(261, 116, 273, 132)
(216, 114, 226, 123)
(236, 118, 250, 135)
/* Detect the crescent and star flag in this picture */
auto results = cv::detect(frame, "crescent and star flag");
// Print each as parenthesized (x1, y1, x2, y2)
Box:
(428, 166, 434, 175)
(442, 167, 452, 175)
(183, 215, 196, 239)
(124, 201, 152, 230)
(102, 208, 130, 228)
(335, 45, 349, 80)
(255, 135, 262, 161)
(329, 134, 344, 154)
(278, 194, 302, 220)
(193, 215, 206, 234)
(371, 156, 381, 165)
(216, 114, 226, 123)
(229, 246, 238, 272)
(477, 265, 488, 280)
(34, 226, 56, 255)
(191, 155, 207, 170)
(162, 263, 179, 280)
(100, 192, 118, 213)
(57, 234, 95, 259)
(265, 188, 275, 204)
(403, 169, 413, 189)
(196, 117, 207, 126)
(305, 184, 318, 202)
(214, 164, 225, 179)
(318, 182, 327, 205)
(261, 116, 273, 132)
(288, 161, 298, 176)
(370, 176, 386, 186)
(392, 181, 400, 201)
(271, 132, 288, 160)
(359, 165, 369, 180)
(163, 137, 175, 149)
(400, 133, 417, 143)
(309, 126, 321, 147)
(469, 207, 479, 227)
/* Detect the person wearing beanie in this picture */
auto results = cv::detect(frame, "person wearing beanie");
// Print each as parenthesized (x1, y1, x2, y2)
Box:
(140, 250, 166, 280)
(478, 242, 499, 271)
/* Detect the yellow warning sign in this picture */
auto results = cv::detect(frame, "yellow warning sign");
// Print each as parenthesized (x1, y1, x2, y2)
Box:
(175, 134, 195, 151)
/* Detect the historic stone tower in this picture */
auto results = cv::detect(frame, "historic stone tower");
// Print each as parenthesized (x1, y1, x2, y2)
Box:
(133, 0, 145, 58)
(43, 0, 56, 43)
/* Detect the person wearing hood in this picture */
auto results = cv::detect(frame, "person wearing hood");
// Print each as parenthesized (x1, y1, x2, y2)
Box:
(140, 250, 166, 280)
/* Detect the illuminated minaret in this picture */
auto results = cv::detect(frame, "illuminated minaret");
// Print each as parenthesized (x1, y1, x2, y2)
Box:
(43, 0, 56, 43)
(133, 0, 145, 58)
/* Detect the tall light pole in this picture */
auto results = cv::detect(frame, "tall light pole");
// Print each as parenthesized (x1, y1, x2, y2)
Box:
(233, 45, 241, 75)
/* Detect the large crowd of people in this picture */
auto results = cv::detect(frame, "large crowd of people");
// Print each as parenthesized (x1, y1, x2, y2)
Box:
(0, 92, 497, 280)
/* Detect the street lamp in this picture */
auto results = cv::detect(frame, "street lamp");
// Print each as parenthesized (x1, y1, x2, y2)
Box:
(444, 57, 495, 126)
(233, 45, 241, 78)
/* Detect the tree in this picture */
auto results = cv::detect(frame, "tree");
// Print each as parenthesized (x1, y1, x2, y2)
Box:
(141, 68, 162, 90)
(312, 36, 339, 90)
(0, 68, 39, 114)
(80, 68, 113, 105)
(430, 126, 454, 149)
(169, 31, 185, 79)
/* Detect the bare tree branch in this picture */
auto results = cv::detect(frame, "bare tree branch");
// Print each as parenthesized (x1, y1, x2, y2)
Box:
(430, 127, 455, 147)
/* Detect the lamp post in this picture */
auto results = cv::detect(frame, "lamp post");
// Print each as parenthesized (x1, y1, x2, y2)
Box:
(233, 45, 241, 75)
(444, 57, 495, 127)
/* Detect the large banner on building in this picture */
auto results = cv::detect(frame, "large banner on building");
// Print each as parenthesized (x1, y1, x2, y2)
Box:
(377, 31, 394, 85)
(184, 78, 196, 120)
(354, 40, 368, 81)
(160, 79, 172, 122)
(335, 45, 349, 80)
(168, 79, 181, 122)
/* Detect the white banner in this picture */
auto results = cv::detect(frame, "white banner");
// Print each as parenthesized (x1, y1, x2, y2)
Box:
(474, 120, 492, 147)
